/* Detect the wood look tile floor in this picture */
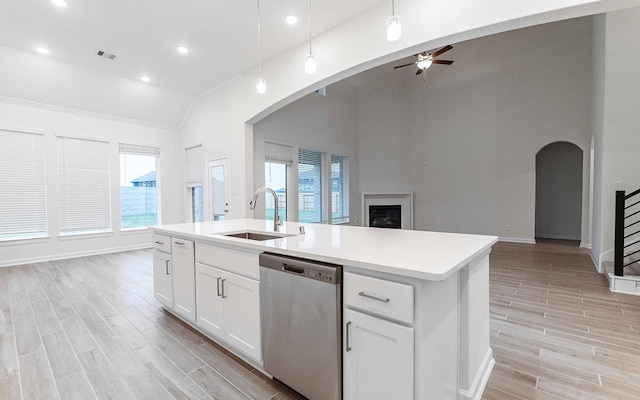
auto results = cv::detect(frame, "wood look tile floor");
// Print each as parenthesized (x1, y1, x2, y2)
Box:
(2, 241, 640, 400)
(484, 240, 640, 400)
(0, 250, 304, 400)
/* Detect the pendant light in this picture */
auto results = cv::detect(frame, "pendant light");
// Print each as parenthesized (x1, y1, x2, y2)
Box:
(256, 0, 266, 94)
(386, 0, 401, 42)
(304, 0, 317, 74)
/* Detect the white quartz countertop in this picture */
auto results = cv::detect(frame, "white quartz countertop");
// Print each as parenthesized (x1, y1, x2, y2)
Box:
(152, 219, 498, 281)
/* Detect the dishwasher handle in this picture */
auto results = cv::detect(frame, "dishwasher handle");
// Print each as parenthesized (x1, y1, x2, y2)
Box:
(283, 263, 305, 274)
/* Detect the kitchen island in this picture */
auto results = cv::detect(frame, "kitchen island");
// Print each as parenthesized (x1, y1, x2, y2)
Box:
(152, 219, 497, 400)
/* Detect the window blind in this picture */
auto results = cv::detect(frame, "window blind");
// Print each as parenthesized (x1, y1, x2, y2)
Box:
(265, 142, 294, 164)
(185, 145, 203, 187)
(0, 129, 47, 239)
(58, 136, 111, 234)
(298, 148, 323, 223)
(118, 143, 160, 156)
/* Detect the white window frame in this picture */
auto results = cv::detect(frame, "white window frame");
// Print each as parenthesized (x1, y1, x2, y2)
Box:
(118, 142, 161, 231)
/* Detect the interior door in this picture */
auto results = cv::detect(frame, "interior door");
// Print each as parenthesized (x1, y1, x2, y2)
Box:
(207, 158, 229, 221)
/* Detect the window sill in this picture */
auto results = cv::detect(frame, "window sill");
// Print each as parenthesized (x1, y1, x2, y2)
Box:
(120, 227, 151, 235)
(0, 234, 51, 246)
(58, 230, 114, 240)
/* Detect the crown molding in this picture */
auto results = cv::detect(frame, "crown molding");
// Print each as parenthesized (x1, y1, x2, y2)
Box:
(0, 96, 180, 132)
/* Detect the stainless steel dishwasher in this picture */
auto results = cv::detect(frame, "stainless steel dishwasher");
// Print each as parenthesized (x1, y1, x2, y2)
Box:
(259, 252, 342, 400)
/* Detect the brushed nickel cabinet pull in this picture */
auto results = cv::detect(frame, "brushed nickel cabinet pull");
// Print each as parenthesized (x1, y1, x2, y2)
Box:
(165, 260, 170, 275)
(174, 241, 185, 246)
(358, 291, 390, 303)
(154, 241, 164, 245)
(221, 279, 227, 298)
(346, 321, 352, 352)
(216, 277, 222, 297)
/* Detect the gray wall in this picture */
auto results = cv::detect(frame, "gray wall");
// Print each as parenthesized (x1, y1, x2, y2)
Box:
(535, 142, 583, 240)
(356, 17, 593, 243)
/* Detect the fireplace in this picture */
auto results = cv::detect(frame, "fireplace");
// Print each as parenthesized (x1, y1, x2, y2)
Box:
(361, 192, 413, 230)
(369, 205, 402, 229)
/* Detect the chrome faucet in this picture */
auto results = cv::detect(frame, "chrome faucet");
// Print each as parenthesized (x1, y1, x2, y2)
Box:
(249, 187, 282, 232)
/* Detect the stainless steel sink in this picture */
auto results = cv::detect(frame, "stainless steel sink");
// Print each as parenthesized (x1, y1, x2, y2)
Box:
(222, 231, 292, 241)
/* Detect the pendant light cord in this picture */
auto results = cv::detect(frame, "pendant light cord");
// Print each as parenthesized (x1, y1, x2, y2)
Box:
(391, 0, 395, 15)
(257, 0, 262, 74)
(308, 0, 312, 54)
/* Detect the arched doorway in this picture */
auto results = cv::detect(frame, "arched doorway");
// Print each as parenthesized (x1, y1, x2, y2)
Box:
(535, 142, 583, 241)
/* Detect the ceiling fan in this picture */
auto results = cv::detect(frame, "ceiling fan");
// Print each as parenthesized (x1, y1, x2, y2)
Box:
(393, 45, 454, 75)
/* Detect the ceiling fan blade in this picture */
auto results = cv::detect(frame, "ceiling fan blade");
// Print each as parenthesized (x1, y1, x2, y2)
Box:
(416, 68, 423, 75)
(432, 45, 453, 58)
(394, 62, 416, 69)
(432, 60, 454, 65)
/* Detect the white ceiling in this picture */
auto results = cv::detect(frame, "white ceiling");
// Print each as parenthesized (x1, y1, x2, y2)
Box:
(0, 0, 385, 97)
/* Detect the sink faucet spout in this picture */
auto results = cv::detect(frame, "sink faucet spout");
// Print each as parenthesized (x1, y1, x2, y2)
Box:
(249, 187, 282, 232)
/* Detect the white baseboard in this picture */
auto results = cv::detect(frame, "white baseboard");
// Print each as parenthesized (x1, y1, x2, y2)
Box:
(535, 233, 581, 241)
(0, 243, 152, 268)
(498, 237, 536, 244)
(580, 242, 591, 249)
(591, 252, 602, 273)
(458, 348, 495, 400)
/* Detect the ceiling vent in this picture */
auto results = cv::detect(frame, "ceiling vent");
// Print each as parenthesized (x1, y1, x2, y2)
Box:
(97, 50, 116, 60)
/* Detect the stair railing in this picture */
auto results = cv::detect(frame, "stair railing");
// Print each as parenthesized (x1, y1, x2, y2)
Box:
(614, 188, 640, 276)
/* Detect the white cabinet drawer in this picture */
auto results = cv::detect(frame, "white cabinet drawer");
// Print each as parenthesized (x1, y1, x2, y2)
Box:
(196, 243, 260, 280)
(344, 272, 414, 324)
(152, 234, 171, 253)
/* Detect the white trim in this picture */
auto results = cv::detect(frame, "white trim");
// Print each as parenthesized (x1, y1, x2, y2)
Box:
(0, 95, 179, 131)
(361, 192, 413, 230)
(0, 243, 151, 268)
(54, 131, 111, 143)
(580, 241, 591, 249)
(590, 252, 601, 272)
(458, 348, 495, 400)
(535, 233, 581, 241)
(0, 125, 46, 135)
(57, 230, 115, 240)
(0, 235, 51, 246)
(498, 237, 536, 244)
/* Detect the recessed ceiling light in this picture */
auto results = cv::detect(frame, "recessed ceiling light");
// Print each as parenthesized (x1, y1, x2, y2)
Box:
(35, 46, 50, 55)
(51, 0, 68, 7)
(177, 46, 189, 54)
(140, 76, 151, 83)
(285, 15, 298, 25)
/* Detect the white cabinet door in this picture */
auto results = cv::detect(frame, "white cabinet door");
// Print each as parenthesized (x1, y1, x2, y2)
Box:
(172, 238, 196, 323)
(223, 272, 261, 361)
(344, 308, 414, 400)
(194, 261, 261, 362)
(152, 250, 173, 309)
(195, 263, 225, 338)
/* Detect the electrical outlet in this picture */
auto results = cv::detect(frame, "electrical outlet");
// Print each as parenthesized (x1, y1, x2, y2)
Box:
(507, 225, 512, 232)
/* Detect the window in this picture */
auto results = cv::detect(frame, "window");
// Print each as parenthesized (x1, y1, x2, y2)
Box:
(265, 142, 293, 221)
(265, 162, 288, 221)
(119, 143, 159, 229)
(186, 145, 203, 222)
(331, 155, 349, 223)
(0, 128, 47, 240)
(58, 136, 111, 235)
(298, 148, 323, 223)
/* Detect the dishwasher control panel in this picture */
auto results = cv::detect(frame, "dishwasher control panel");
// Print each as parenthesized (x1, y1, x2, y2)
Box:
(305, 269, 336, 283)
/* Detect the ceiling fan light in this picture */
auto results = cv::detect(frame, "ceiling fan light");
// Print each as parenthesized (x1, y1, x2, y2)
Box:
(256, 77, 267, 94)
(305, 53, 317, 74)
(386, 14, 401, 42)
(417, 58, 432, 70)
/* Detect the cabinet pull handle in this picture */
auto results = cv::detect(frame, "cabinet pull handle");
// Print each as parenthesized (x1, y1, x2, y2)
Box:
(154, 241, 164, 245)
(346, 321, 352, 352)
(221, 279, 227, 298)
(165, 259, 170, 275)
(174, 241, 185, 246)
(358, 292, 390, 303)
(216, 277, 222, 297)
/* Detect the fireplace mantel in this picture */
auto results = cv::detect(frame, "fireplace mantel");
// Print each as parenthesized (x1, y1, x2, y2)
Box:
(361, 192, 413, 230)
